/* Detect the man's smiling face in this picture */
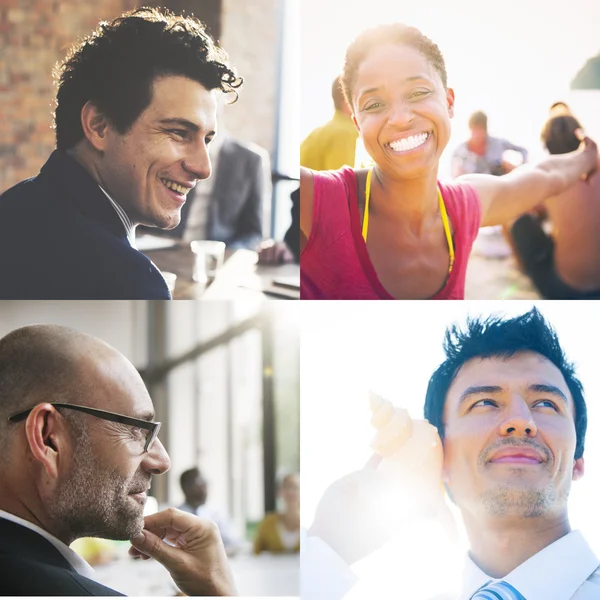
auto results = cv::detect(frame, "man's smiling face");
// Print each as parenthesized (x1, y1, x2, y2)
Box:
(99, 74, 217, 229)
(441, 352, 584, 520)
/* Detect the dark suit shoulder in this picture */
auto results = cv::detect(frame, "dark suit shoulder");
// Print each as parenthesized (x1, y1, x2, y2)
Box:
(0, 554, 124, 596)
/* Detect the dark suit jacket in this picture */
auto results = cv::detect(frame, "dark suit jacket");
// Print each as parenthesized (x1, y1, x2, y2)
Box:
(0, 517, 123, 596)
(0, 151, 170, 299)
(171, 135, 270, 249)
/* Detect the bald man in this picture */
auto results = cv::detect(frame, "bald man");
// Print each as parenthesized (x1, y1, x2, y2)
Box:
(0, 325, 236, 596)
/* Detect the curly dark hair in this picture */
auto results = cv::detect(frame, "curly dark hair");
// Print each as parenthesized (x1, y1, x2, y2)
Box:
(53, 7, 243, 151)
(423, 308, 587, 459)
(341, 24, 447, 109)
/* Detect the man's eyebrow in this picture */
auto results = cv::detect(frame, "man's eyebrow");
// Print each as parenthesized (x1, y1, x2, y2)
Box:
(135, 411, 156, 422)
(458, 385, 504, 406)
(528, 384, 569, 404)
(158, 118, 201, 132)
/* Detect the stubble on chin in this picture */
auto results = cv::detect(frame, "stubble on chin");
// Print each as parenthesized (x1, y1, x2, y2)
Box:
(478, 484, 557, 518)
(48, 435, 145, 541)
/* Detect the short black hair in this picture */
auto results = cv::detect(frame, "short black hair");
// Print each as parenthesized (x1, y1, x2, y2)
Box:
(180, 467, 203, 490)
(341, 24, 447, 109)
(541, 115, 582, 155)
(54, 7, 243, 151)
(423, 308, 587, 459)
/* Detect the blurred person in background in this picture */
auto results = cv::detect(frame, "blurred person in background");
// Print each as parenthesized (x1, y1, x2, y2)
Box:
(164, 131, 271, 250)
(0, 7, 242, 300)
(0, 325, 236, 596)
(451, 111, 529, 177)
(178, 467, 242, 556)
(254, 473, 300, 554)
(300, 76, 358, 170)
(300, 24, 597, 300)
(258, 188, 300, 265)
(507, 105, 600, 298)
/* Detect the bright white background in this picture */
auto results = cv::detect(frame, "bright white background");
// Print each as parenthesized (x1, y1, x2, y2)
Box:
(301, 0, 600, 179)
(301, 301, 600, 597)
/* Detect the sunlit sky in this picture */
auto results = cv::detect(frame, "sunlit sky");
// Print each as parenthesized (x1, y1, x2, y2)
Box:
(301, 0, 600, 179)
(301, 301, 600, 598)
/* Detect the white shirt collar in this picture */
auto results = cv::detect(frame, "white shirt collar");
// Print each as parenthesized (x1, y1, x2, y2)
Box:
(97, 184, 136, 248)
(460, 530, 600, 600)
(0, 509, 96, 579)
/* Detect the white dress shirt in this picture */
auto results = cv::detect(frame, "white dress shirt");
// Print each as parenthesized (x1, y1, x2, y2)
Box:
(302, 530, 600, 600)
(98, 184, 136, 247)
(0, 509, 96, 579)
(460, 530, 600, 600)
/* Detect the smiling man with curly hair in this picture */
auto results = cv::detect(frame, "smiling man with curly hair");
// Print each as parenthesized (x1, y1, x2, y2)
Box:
(0, 7, 242, 300)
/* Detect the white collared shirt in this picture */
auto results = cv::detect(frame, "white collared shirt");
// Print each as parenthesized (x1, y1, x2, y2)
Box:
(98, 184, 136, 248)
(0, 509, 96, 579)
(460, 530, 600, 600)
(302, 530, 600, 600)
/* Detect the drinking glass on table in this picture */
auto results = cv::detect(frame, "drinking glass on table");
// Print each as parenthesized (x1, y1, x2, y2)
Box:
(190, 240, 226, 285)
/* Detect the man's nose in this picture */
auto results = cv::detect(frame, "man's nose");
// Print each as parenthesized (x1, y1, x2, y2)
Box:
(499, 397, 538, 438)
(182, 141, 212, 181)
(143, 437, 171, 474)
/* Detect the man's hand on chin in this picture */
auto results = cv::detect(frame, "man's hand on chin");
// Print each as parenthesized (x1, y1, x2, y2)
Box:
(129, 507, 237, 597)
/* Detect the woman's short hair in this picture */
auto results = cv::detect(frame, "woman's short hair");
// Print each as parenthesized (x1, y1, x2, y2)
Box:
(341, 24, 447, 109)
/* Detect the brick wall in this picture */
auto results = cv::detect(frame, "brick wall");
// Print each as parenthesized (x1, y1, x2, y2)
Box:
(219, 0, 281, 157)
(0, 0, 132, 193)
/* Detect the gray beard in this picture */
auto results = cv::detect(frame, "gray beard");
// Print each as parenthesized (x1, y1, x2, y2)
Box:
(48, 427, 148, 541)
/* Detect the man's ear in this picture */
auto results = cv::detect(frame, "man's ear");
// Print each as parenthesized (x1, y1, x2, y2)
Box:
(80, 101, 111, 152)
(573, 456, 585, 481)
(24, 404, 69, 480)
(446, 88, 455, 119)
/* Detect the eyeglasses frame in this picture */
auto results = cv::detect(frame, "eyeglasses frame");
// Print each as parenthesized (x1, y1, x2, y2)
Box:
(8, 402, 162, 452)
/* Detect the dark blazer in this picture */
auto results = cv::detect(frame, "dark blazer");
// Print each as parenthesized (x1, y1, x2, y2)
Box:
(0, 517, 123, 596)
(171, 135, 270, 249)
(0, 151, 170, 299)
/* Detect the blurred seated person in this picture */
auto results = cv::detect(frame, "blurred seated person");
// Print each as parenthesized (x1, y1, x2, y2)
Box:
(258, 188, 299, 265)
(253, 473, 300, 554)
(143, 132, 271, 250)
(300, 76, 358, 171)
(451, 110, 529, 177)
(507, 107, 600, 298)
(178, 467, 242, 556)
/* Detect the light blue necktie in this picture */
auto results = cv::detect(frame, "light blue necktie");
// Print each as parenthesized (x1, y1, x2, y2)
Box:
(470, 580, 526, 599)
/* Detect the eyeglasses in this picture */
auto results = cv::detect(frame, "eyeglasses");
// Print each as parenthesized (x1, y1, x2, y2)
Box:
(8, 403, 162, 452)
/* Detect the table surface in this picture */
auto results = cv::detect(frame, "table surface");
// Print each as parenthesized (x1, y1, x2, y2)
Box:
(93, 548, 299, 596)
(139, 237, 300, 300)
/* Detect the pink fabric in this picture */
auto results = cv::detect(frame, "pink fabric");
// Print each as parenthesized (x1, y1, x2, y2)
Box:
(300, 166, 482, 299)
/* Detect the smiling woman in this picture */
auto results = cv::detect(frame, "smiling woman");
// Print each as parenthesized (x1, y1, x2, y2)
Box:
(299, 24, 598, 300)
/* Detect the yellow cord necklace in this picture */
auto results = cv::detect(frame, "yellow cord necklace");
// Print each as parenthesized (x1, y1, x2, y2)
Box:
(361, 168, 455, 274)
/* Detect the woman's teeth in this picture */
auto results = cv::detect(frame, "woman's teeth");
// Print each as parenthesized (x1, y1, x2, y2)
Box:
(161, 178, 189, 195)
(388, 132, 429, 152)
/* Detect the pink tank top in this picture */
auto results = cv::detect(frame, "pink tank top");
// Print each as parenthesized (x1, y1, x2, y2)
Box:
(301, 167, 482, 299)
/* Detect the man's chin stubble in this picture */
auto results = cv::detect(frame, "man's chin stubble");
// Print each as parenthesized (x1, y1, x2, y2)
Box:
(478, 486, 556, 518)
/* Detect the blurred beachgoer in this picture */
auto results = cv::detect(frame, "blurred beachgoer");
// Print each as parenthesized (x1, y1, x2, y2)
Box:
(508, 108, 600, 298)
(300, 76, 358, 170)
(451, 111, 529, 177)
(300, 24, 597, 299)
(178, 467, 242, 556)
(254, 473, 300, 554)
